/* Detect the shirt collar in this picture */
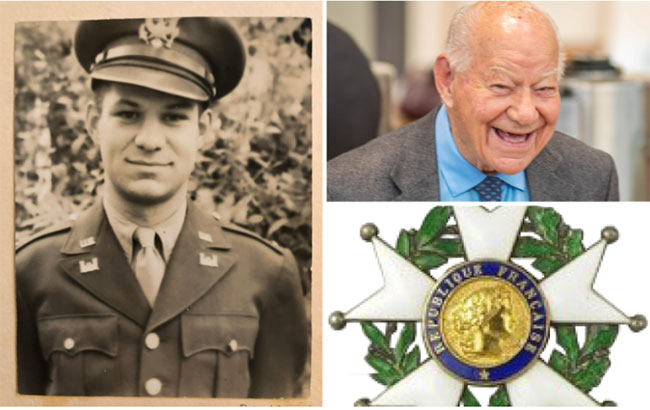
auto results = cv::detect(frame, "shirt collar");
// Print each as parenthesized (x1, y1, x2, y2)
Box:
(103, 197, 187, 263)
(435, 105, 527, 197)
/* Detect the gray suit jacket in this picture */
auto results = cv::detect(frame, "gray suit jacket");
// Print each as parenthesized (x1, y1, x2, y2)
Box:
(327, 110, 619, 201)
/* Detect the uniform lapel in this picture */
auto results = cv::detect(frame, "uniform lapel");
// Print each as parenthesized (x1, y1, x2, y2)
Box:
(146, 202, 237, 332)
(390, 109, 441, 201)
(527, 133, 576, 201)
(58, 201, 151, 327)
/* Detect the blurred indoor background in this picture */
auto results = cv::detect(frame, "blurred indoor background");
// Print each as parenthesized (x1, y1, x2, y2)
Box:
(328, 1, 650, 201)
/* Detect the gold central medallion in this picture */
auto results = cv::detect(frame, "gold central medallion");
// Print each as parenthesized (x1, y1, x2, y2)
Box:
(423, 261, 549, 384)
(440, 277, 531, 367)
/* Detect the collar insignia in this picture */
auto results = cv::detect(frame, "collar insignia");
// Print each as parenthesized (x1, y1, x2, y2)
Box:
(79, 236, 96, 248)
(198, 231, 213, 243)
(138, 18, 180, 49)
(199, 252, 218, 268)
(79, 257, 99, 274)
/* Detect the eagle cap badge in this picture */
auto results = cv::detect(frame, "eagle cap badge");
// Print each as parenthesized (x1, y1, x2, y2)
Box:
(138, 17, 180, 49)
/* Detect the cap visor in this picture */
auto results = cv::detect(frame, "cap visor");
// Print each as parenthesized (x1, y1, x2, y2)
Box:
(91, 64, 209, 102)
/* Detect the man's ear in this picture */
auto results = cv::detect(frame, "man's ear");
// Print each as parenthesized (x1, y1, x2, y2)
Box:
(433, 54, 455, 108)
(198, 107, 214, 148)
(85, 100, 101, 144)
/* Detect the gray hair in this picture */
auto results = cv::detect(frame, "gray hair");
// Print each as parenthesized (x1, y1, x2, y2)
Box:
(445, 2, 566, 79)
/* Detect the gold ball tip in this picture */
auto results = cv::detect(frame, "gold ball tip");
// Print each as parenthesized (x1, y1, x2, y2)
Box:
(360, 223, 379, 241)
(629, 314, 647, 332)
(601, 226, 619, 244)
(601, 400, 617, 406)
(354, 398, 371, 406)
(329, 311, 347, 330)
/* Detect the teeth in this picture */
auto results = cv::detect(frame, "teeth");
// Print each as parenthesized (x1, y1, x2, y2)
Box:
(495, 128, 530, 143)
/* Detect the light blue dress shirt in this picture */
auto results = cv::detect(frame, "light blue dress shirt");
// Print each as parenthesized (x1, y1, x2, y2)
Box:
(435, 106, 530, 201)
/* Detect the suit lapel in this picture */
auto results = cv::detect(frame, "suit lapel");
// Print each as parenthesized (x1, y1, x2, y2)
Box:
(146, 203, 237, 332)
(527, 133, 576, 201)
(58, 202, 151, 327)
(390, 109, 441, 201)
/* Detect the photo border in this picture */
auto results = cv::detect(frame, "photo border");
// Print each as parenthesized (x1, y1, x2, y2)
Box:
(0, 1, 322, 406)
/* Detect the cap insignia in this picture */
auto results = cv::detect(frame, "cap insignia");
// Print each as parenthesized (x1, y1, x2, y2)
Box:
(138, 18, 180, 49)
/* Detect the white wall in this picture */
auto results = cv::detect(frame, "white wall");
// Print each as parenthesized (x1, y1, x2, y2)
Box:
(404, 1, 452, 71)
(607, 1, 650, 75)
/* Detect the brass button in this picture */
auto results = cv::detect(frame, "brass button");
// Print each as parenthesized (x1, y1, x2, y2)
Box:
(145, 333, 160, 350)
(227, 339, 238, 353)
(63, 338, 75, 350)
(145, 378, 162, 396)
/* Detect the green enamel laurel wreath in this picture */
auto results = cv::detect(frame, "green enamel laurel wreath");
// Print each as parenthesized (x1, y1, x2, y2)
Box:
(360, 206, 618, 406)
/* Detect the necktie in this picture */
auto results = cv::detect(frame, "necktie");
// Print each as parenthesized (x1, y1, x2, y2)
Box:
(475, 176, 504, 201)
(133, 227, 166, 306)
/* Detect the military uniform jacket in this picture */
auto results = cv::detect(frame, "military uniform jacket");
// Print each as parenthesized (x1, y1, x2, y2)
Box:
(16, 201, 308, 397)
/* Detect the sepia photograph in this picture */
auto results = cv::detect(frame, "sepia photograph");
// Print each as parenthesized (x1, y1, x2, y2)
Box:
(4, 1, 320, 405)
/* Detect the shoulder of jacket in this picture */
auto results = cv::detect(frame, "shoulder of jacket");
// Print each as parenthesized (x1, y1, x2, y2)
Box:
(16, 221, 72, 253)
(550, 131, 596, 152)
(221, 223, 284, 255)
(550, 131, 613, 164)
(329, 109, 437, 170)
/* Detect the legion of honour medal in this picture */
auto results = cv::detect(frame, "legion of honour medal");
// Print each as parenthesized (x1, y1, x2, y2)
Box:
(329, 206, 647, 406)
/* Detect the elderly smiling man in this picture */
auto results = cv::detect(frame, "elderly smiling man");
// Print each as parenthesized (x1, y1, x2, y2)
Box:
(327, 1, 618, 201)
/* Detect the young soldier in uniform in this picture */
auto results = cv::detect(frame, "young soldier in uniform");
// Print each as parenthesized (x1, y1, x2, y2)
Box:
(16, 17, 308, 398)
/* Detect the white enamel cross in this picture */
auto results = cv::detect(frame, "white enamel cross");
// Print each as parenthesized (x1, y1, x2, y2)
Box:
(334, 206, 641, 406)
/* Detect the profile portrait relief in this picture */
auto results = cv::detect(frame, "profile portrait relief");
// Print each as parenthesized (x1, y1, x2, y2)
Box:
(445, 285, 527, 365)
(327, 1, 619, 202)
(14, 11, 312, 400)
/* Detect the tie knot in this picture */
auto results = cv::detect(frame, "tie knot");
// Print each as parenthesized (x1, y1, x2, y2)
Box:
(134, 227, 157, 248)
(475, 176, 504, 201)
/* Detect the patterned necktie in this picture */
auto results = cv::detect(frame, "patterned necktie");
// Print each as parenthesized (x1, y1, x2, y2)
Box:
(474, 176, 504, 201)
(132, 227, 166, 306)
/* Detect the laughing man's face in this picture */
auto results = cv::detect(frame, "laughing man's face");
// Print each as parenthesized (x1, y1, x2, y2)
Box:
(444, 10, 561, 175)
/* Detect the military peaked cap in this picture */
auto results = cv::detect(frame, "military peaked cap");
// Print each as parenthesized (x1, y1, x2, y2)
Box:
(75, 17, 245, 101)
